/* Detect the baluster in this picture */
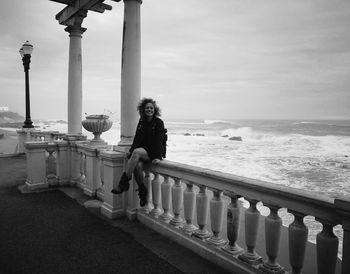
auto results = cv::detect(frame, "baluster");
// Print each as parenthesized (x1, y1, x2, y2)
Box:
(316, 220, 338, 274)
(260, 205, 285, 273)
(151, 173, 162, 218)
(193, 185, 211, 239)
(222, 193, 243, 255)
(288, 212, 308, 274)
(170, 178, 184, 227)
(80, 152, 86, 187)
(238, 199, 263, 265)
(182, 183, 197, 234)
(207, 190, 227, 247)
(140, 171, 152, 214)
(160, 175, 173, 222)
(46, 144, 57, 186)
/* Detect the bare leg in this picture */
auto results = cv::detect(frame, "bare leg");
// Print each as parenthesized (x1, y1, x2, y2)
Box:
(125, 148, 150, 179)
(112, 148, 150, 196)
(133, 161, 144, 187)
(126, 148, 149, 207)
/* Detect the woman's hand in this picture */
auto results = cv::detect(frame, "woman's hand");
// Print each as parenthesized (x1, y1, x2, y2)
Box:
(152, 158, 161, 164)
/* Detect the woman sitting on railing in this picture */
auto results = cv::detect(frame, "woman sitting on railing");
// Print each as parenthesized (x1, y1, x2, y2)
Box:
(111, 98, 166, 206)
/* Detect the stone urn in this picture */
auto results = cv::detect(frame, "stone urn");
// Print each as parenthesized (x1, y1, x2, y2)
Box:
(82, 115, 113, 144)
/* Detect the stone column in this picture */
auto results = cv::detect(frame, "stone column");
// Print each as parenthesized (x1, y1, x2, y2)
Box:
(65, 20, 86, 135)
(117, 0, 142, 150)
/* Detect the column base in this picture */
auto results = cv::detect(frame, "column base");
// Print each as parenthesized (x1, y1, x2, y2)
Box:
(206, 235, 227, 247)
(159, 211, 173, 223)
(139, 202, 152, 214)
(170, 215, 185, 228)
(150, 207, 162, 218)
(259, 262, 286, 274)
(115, 137, 132, 153)
(222, 243, 244, 256)
(193, 228, 211, 240)
(181, 223, 197, 235)
(238, 251, 263, 265)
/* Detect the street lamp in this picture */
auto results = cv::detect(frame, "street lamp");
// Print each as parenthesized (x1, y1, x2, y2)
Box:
(19, 40, 34, 128)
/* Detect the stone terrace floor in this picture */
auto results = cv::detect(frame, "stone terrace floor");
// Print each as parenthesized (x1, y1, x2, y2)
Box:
(0, 155, 229, 274)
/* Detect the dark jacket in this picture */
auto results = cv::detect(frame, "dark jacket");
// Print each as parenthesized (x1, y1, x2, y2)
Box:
(129, 117, 166, 160)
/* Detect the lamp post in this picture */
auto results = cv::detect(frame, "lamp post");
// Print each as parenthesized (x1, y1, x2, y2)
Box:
(19, 40, 34, 128)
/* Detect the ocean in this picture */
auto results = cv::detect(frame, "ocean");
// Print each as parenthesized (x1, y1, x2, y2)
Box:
(38, 118, 350, 258)
(39, 118, 350, 198)
(57, 118, 349, 198)
(166, 119, 350, 198)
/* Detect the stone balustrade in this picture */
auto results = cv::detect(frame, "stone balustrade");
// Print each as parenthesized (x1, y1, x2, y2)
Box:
(140, 161, 349, 274)
(17, 129, 65, 153)
(24, 133, 87, 191)
(22, 132, 349, 274)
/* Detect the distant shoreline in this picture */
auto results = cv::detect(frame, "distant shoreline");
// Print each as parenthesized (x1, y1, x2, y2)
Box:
(0, 122, 24, 128)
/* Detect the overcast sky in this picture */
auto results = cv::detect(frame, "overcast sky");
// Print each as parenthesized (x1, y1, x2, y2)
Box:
(1, 0, 350, 121)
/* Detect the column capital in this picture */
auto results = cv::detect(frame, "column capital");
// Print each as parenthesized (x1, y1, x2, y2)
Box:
(124, 0, 142, 3)
(65, 25, 87, 36)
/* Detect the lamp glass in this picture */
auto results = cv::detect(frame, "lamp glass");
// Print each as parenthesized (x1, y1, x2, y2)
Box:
(19, 47, 24, 58)
(22, 40, 33, 55)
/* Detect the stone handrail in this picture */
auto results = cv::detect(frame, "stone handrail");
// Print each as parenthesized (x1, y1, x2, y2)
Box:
(150, 160, 338, 223)
(140, 160, 349, 274)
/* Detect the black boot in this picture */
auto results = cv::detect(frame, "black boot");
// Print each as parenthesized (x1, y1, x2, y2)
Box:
(136, 183, 148, 207)
(111, 172, 130, 194)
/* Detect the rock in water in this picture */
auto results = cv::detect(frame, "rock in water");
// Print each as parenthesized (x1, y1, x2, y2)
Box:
(229, 136, 242, 141)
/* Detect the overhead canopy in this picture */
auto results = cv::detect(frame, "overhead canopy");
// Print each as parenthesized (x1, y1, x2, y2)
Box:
(49, 0, 120, 26)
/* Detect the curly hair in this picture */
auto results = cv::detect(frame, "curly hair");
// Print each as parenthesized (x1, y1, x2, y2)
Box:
(137, 98, 161, 118)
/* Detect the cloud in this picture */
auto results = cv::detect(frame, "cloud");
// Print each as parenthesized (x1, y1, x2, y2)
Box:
(1, 0, 350, 120)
